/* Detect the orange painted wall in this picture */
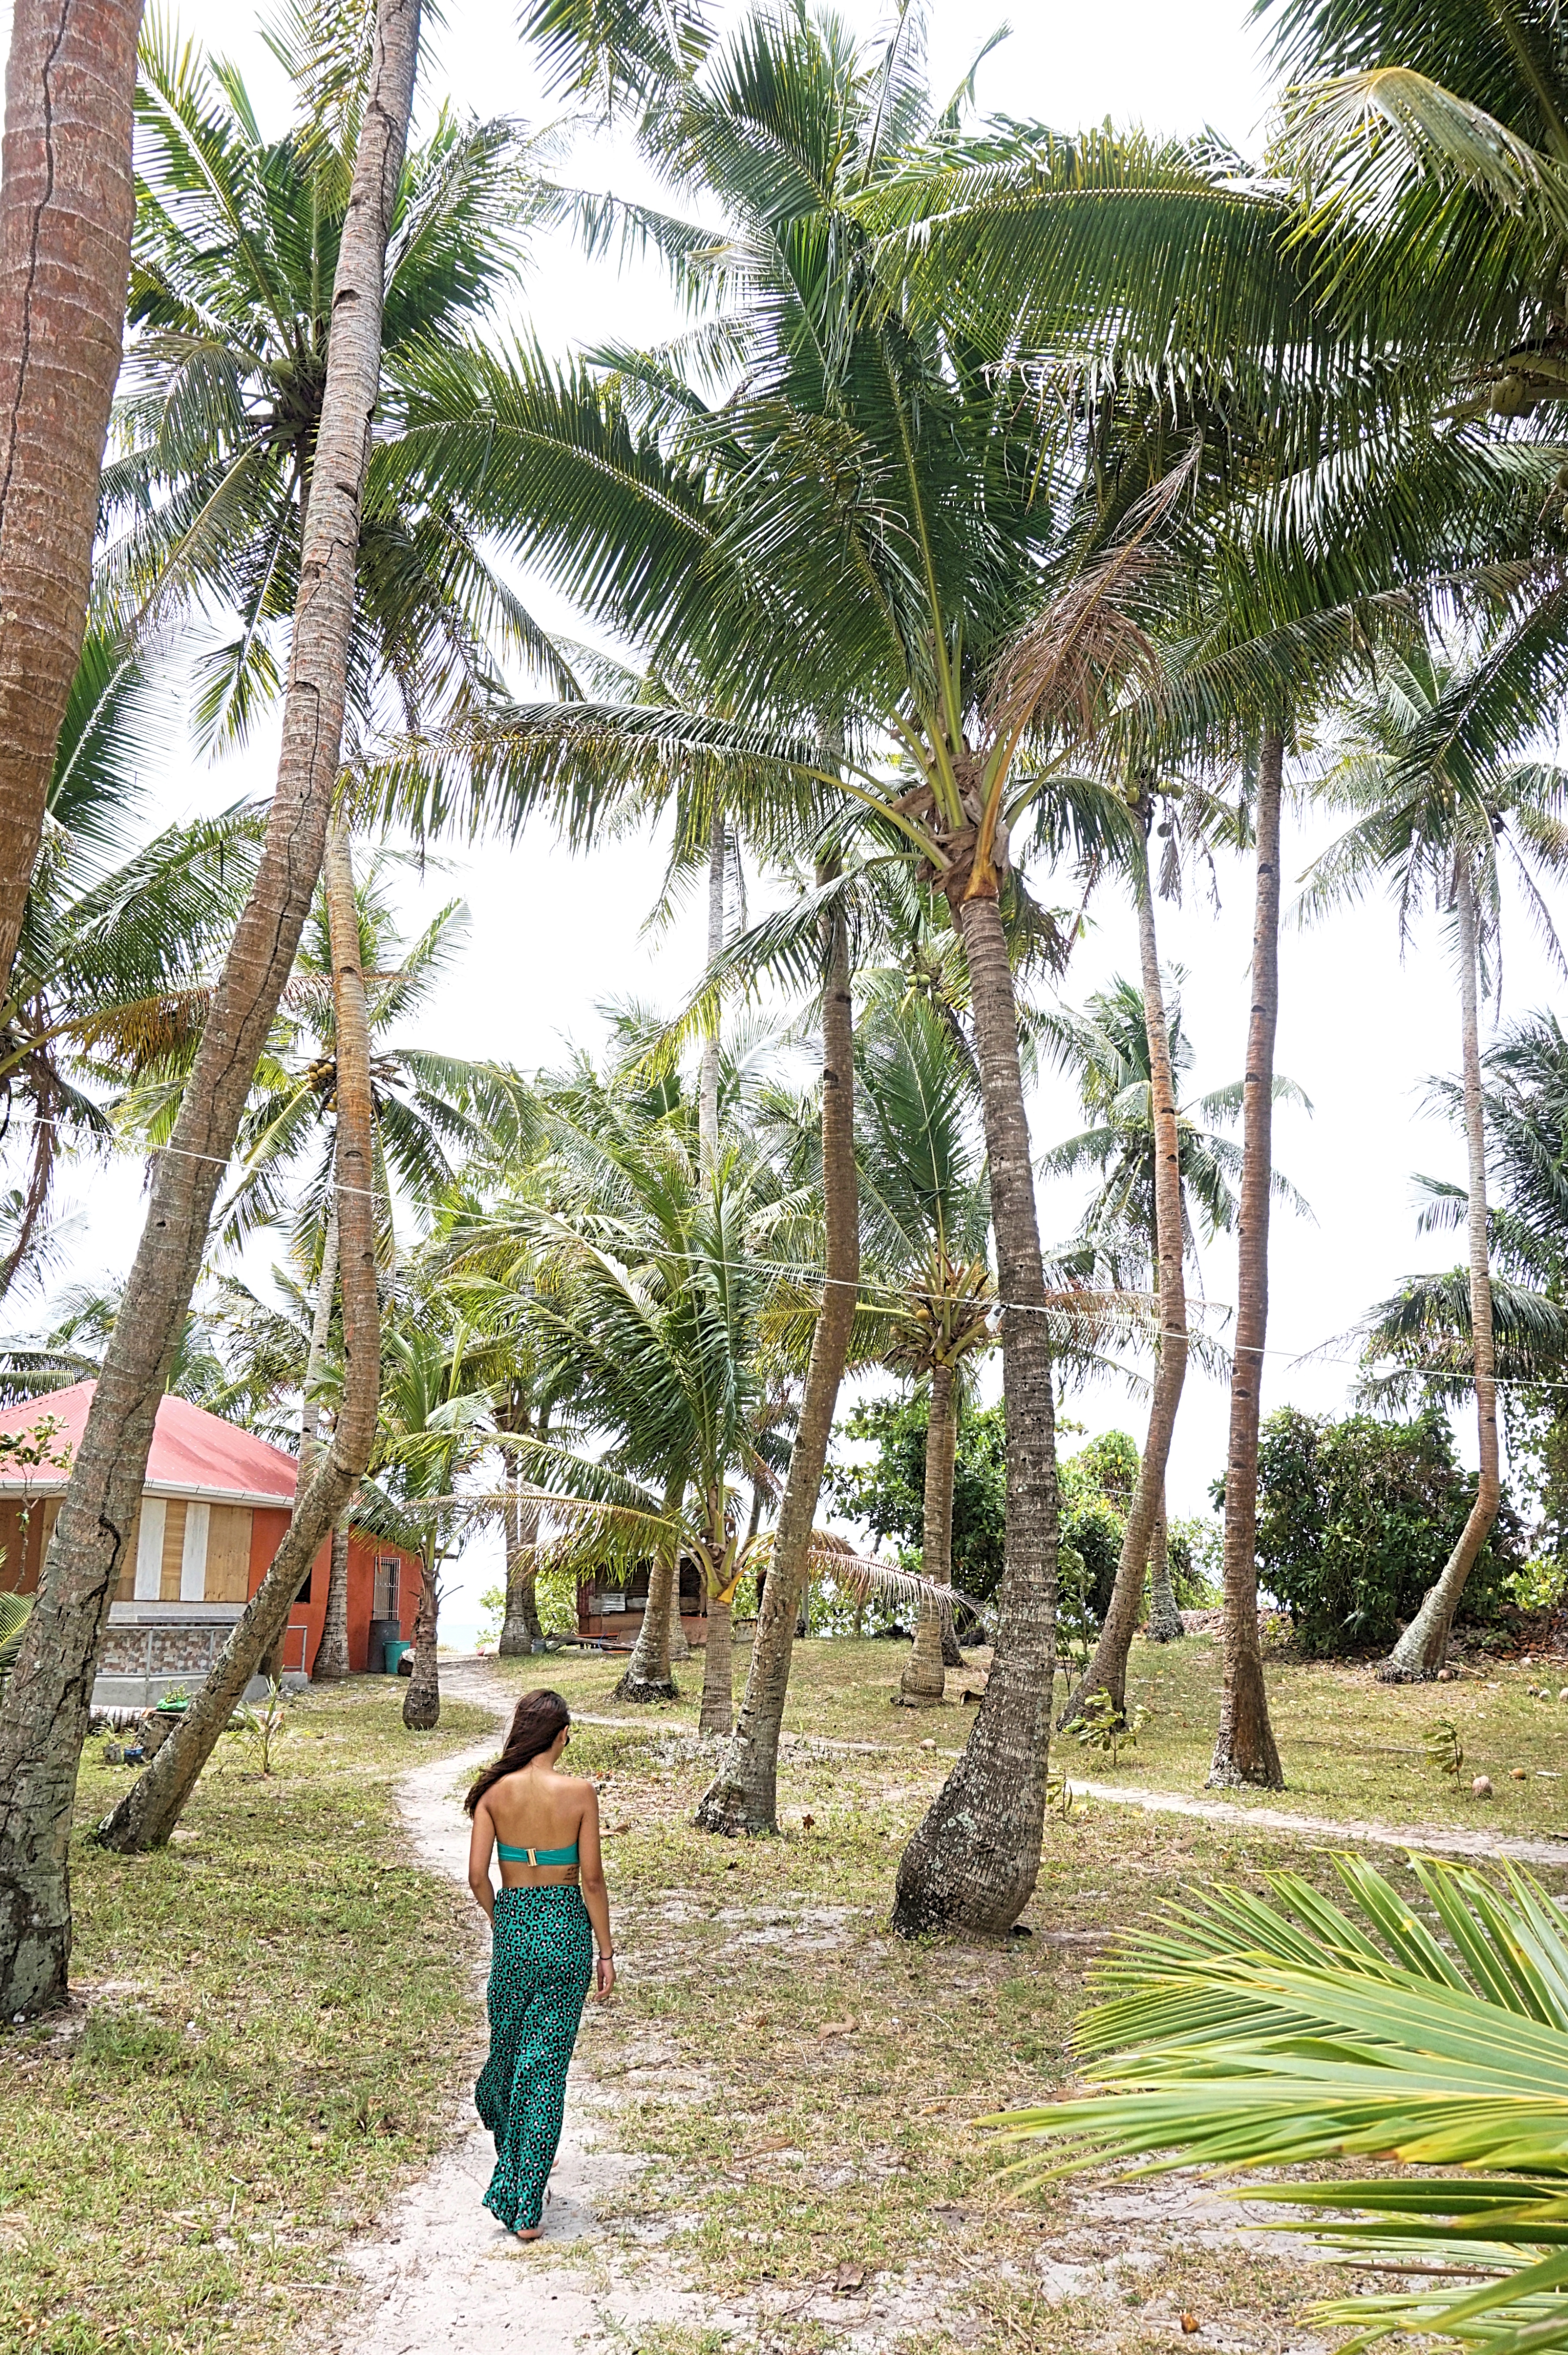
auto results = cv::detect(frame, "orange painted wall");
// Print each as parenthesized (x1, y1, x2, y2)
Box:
(245, 1508, 420, 1675)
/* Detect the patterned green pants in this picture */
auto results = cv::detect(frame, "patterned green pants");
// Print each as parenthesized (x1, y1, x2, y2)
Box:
(476, 1885, 594, 2232)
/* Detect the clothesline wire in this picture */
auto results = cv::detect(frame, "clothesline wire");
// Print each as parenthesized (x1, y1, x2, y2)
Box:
(3, 1111, 1552, 1395)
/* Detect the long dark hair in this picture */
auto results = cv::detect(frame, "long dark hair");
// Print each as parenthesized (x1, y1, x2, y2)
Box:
(465, 1689, 571, 1816)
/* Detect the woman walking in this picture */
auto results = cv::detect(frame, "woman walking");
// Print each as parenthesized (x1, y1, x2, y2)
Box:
(465, 1689, 615, 2240)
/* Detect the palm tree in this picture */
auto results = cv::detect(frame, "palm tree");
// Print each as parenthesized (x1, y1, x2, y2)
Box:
(480, 1062, 784, 1734)
(1302, 638, 1568, 1677)
(1041, 958, 1308, 1706)
(0, 0, 143, 994)
(991, 1851, 1568, 2352)
(383, 1, 1141, 1932)
(0, 623, 262, 1299)
(371, 1299, 494, 1734)
(0, 0, 424, 2014)
(853, 993, 994, 1703)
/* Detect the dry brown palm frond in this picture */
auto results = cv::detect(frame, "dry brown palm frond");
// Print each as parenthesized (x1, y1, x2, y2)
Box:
(985, 443, 1200, 761)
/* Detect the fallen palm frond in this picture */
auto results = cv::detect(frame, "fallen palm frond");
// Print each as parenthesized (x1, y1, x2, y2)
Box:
(983, 1853, 1568, 2352)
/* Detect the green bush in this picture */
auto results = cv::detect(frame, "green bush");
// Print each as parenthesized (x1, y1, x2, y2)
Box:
(826, 1394, 1006, 1604)
(1168, 1514, 1222, 1608)
(1248, 1406, 1527, 1656)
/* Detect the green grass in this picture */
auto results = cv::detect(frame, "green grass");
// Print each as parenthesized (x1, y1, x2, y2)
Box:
(0, 1679, 493, 2355)
(11, 1637, 1568, 2355)
(489, 1637, 1568, 2351)
(1076, 1630, 1568, 1836)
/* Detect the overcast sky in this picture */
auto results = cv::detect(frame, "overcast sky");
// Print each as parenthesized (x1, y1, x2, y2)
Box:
(21, 0, 1565, 1644)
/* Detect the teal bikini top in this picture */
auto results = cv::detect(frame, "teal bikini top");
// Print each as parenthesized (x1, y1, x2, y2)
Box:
(496, 1838, 579, 1866)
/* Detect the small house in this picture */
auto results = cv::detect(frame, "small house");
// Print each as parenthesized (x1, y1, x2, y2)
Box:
(0, 1382, 421, 1706)
(576, 1559, 709, 1649)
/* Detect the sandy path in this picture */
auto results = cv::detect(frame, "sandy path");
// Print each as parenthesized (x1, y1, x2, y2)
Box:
(320, 1662, 714, 2355)
(1064, 1776, 1568, 1868)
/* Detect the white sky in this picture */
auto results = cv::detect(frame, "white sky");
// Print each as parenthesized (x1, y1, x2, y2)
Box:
(21, 0, 1565, 1644)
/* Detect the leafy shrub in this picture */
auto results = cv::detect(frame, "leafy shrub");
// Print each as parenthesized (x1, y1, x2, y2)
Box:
(829, 1401, 1156, 1627)
(1168, 1514, 1222, 1608)
(1248, 1406, 1526, 1656)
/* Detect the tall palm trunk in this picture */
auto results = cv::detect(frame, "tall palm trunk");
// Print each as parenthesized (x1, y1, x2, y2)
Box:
(0, 0, 420, 2003)
(900, 1362, 955, 1704)
(402, 1534, 441, 1729)
(1382, 858, 1500, 1679)
(263, 1194, 338, 1681)
(498, 1449, 542, 1655)
(95, 813, 383, 1850)
(1064, 850, 1188, 1719)
(1208, 729, 1286, 1789)
(893, 887, 1059, 1937)
(615, 1480, 684, 1702)
(1145, 1488, 1184, 1643)
(698, 1495, 734, 1736)
(0, 0, 143, 993)
(698, 803, 724, 1178)
(313, 1517, 351, 1680)
(696, 855, 858, 1834)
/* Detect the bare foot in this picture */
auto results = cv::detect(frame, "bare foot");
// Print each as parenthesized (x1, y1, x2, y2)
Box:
(514, 2226, 543, 2243)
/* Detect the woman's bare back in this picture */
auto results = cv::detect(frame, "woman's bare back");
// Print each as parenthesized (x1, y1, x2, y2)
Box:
(483, 1764, 594, 1885)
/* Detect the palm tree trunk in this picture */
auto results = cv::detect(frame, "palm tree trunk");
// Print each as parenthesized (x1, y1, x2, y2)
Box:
(616, 1480, 684, 1702)
(699, 1502, 735, 1736)
(401, 1536, 441, 1730)
(313, 1517, 352, 1680)
(698, 803, 724, 1178)
(263, 1194, 339, 1681)
(901, 1363, 955, 1704)
(1208, 729, 1286, 1789)
(498, 1461, 542, 1656)
(0, 0, 143, 995)
(893, 888, 1059, 1937)
(0, 0, 420, 2003)
(695, 851, 858, 1835)
(94, 812, 383, 1850)
(1145, 1487, 1184, 1643)
(1064, 850, 1188, 1719)
(1381, 857, 1500, 1679)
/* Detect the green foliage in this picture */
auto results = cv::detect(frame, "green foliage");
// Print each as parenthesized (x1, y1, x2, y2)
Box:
(1423, 1718, 1465, 1780)
(989, 1853, 1568, 2351)
(827, 1395, 1006, 1609)
(0, 1590, 33, 1698)
(1167, 1513, 1222, 1608)
(225, 1679, 291, 1776)
(1248, 1406, 1526, 1656)
(475, 1583, 506, 1650)
(1065, 1687, 1147, 1766)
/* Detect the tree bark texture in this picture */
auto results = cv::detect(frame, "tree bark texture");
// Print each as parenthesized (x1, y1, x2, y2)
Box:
(699, 1596, 734, 1735)
(0, 0, 419, 2004)
(0, 0, 143, 995)
(695, 858, 858, 1834)
(614, 1547, 679, 1701)
(698, 802, 724, 1179)
(1208, 730, 1286, 1790)
(498, 1460, 542, 1656)
(264, 1195, 339, 1681)
(1144, 1489, 1184, 1643)
(401, 1538, 441, 1730)
(1064, 852, 1188, 1720)
(1381, 858, 1500, 1679)
(313, 1516, 352, 1680)
(893, 889, 1059, 1937)
(900, 1363, 954, 1703)
(94, 813, 383, 1850)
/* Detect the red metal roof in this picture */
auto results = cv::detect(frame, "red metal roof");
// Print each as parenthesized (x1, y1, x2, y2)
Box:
(0, 1381, 300, 1503)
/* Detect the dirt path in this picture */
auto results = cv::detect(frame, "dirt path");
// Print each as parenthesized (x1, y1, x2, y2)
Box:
(1064, 1776, 1568, 1868)
(320, 1661, 719, 2355)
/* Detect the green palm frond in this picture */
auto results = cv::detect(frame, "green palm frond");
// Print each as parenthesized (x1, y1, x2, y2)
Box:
(987, 1853, 1568, 2351)
(0, 1591, 34, 1698)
